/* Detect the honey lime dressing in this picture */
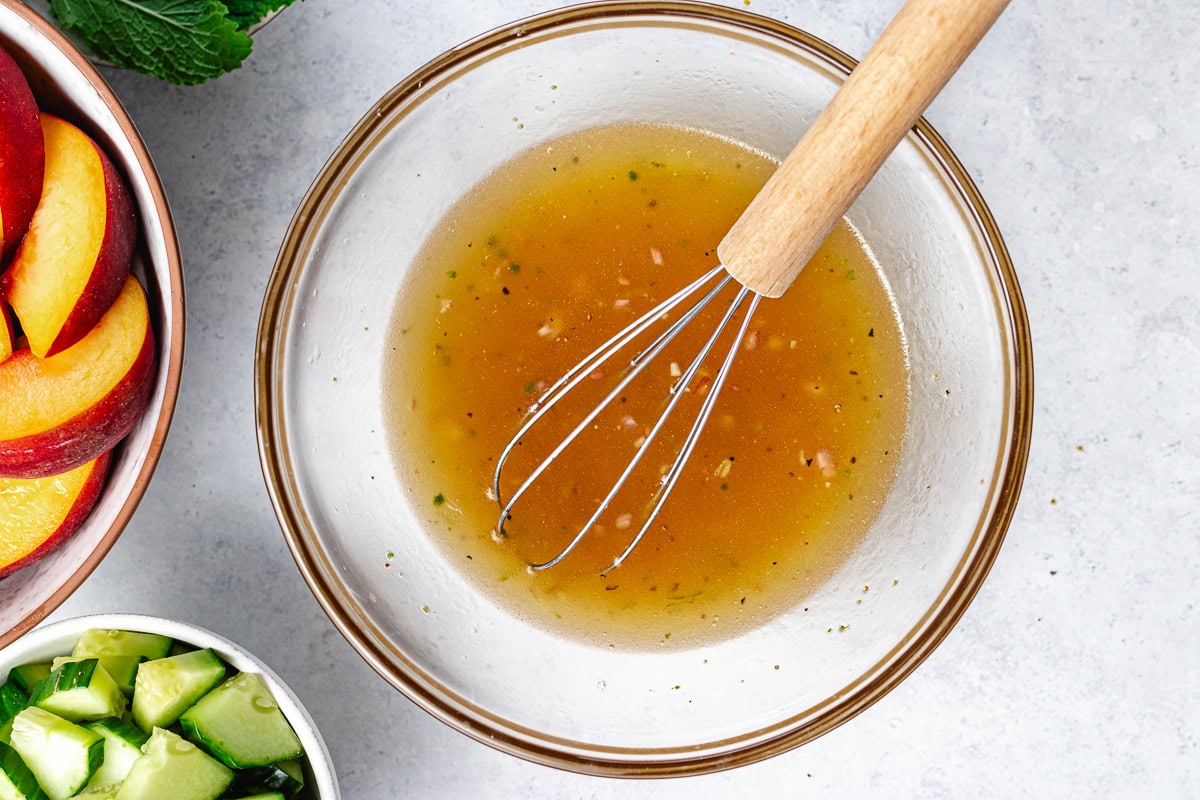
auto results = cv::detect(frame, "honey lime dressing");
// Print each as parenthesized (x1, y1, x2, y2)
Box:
(384, 123, 909, 649)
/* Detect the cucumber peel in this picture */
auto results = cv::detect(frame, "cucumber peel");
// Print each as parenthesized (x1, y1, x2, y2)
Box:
(29, 661, 126, 723)
(0, 739, 50, 800)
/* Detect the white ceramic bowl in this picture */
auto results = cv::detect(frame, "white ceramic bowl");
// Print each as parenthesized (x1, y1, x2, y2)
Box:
(0, 2, 184, 647)
(0, 613, 339, 799)
(258, 1, 1032, 776)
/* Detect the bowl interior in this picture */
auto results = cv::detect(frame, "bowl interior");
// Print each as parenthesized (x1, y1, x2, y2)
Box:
(0, 613, 338, 798)
(0, 2, 183, 648)
(258, 2, 1031, 775)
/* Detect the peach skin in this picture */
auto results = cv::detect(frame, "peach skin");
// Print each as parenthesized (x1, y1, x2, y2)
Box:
(0, 45, 44, 264)
(0, 451, 112, 579)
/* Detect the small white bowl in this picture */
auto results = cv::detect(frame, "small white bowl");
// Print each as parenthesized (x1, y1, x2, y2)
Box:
(0, 614, 340, 799)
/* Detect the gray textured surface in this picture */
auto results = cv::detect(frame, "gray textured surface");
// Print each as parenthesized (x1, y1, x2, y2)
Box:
(43, 0, 1199, 796)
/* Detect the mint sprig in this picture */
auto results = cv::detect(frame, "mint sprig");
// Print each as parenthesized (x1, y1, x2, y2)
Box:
(49, 0, 297, 85)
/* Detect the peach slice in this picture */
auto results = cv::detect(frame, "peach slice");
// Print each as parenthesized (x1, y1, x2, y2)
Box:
(0, 451, 111, 579)
(0, 302, 13, 363)
(1, 113, 135, 358)
(0, 274, 155, 478)
(0, 46, 44, 264)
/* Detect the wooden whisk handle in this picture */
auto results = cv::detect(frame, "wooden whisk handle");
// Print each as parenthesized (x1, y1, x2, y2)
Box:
(718, 0, 1010, 298)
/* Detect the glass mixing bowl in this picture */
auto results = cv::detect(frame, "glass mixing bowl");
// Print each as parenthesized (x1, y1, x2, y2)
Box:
(256, 0, 1032, 776)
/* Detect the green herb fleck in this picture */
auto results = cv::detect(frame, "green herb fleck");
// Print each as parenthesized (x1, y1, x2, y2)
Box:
(845, 269, 857, 281)
(433, 493, 445, 507)
(628, 170, 639, 181)
(447, 270, 457, 278)
(508, 262, 520, 273)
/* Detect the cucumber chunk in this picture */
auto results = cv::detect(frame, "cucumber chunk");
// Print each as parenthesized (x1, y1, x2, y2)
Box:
(0, 684, 28, 747)
(276, 759, 303, 784)
(178, 673, 303, 769)
(68, 786, 118, 799)
(0, 739, 49, 800)
(227, 761, 304, 798)
(131, 649, 226, 733)
(49, 657, 141, 700)
(0, 684, 27, 727)
(4, 666, 50, 698)
(70, 630, 170, 700)
(83, 717, 148, 789)
(29, 661, 126, 723)
(7, 707, 102, 800)
(114, 728, 232, 800)
(71, 631, 172, 663)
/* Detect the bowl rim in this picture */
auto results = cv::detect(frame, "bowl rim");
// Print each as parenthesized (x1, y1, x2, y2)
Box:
(0, 1, 185, 649)
(0, 613, 339, 799)
(255, 0, 1033, 777)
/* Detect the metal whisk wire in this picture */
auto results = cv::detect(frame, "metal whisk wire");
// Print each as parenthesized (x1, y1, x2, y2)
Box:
(491, 264, 728, 519)
(491, 265, 760, 571)
(601, 287, 761, 572)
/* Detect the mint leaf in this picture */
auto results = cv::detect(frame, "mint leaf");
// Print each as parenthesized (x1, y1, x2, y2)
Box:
(223, 0, 296, 31)
(49, 0, 253, 85)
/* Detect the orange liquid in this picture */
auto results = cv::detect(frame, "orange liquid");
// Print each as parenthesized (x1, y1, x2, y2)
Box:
(384, 123, 909, 649)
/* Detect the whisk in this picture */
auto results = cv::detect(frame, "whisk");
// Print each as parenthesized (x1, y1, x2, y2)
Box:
(493, 0, 1010, 571)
